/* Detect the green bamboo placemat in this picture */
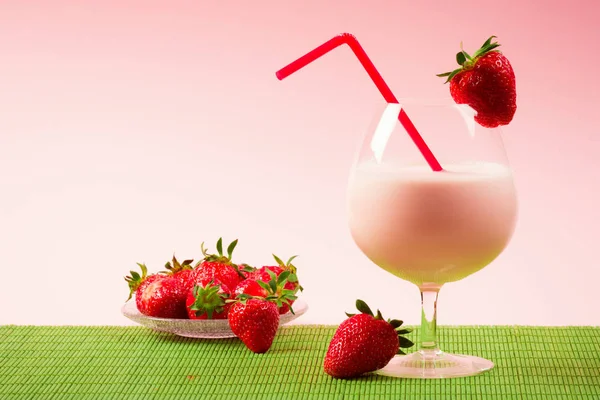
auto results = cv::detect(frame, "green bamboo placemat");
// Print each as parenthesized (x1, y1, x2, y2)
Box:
(0, 325, 599, 399)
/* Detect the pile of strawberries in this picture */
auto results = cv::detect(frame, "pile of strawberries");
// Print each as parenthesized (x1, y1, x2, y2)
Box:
(125, 238, 302, 353)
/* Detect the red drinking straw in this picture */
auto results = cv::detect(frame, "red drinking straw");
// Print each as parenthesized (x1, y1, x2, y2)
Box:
(276, 33, 443, 172)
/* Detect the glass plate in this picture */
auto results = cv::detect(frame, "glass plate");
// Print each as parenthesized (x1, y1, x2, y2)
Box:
(121, 299, 308, 339)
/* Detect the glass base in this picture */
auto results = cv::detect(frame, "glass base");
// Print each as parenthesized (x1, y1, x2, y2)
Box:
(376, 349, 493, 379)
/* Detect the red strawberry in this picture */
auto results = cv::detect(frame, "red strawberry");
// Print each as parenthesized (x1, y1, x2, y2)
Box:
(323, 300, 414, 379)
(438, 36, 516, 128)
(186, 278, 231, 319)
(162, 255, 195, 291)
(228, 297, 280, 353)
(255, 255, 302, 314)
(194, 238, 243, 290)
(124, 263, 188, 319)
(234, 279, 268, 298)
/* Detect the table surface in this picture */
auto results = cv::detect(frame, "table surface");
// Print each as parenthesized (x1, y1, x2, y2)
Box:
(1, 325, 599, 399)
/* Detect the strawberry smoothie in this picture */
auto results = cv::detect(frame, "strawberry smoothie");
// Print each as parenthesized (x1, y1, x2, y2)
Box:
(348, 161, 517, 287)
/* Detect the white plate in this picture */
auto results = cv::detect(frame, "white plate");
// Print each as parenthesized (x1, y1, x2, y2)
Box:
(121, 299, 308, 339)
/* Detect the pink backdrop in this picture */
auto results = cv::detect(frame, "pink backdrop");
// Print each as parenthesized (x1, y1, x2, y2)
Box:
(0, 1, 598, 325)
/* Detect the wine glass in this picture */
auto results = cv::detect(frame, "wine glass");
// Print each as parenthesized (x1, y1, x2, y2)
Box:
(347, 99, 518, 378)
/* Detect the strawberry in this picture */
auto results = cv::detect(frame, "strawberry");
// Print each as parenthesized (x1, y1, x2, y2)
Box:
(194, 238, 242, 290)
(162, 255, 195, 292)
(323, 300, 414, 379)
(255, 255, 302, 314)
(234, 279, 268, 298)
(124, 263, 188, 319)
(438, 36, 516, 128)
(228, 296, 280, 353)
(186, 278, 231, 319)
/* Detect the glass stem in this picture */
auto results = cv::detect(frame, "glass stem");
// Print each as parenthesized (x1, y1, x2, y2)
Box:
(420, 288, 440, 351)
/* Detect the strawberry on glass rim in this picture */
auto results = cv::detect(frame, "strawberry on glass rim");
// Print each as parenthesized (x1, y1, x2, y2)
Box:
(437, 36, 517, 128)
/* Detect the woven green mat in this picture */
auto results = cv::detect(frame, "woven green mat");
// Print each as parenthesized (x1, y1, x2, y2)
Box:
(0, 325, 599, 399)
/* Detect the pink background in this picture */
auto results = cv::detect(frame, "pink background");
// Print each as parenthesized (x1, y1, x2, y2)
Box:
(0, 1, 598, 326)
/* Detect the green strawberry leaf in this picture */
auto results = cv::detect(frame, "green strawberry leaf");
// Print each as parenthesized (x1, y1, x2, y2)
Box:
(273, 254, 285, 266)
(396, 328, 412, 335)
(356, 299, 374, 316)
(482, 35, 497, 48)
(137, 263, 147, 276)
(473, 43, 500, 58)
(257, 280, 271, 292)
(277, 270, 290, 284)
(268, 280, 277, 294)
(389, 319, 403, 328)
(397, 349, 406, 355)
(445, 69, 462, 83)
(226, 239, 238, 260)
(486, 43, 500, 51)
(399, 336, 414, 348)
(286, 255, 298, 265)
(125, 263, 149, 301)
(459, 41, 472, 61)
(456, 51, 467, 66)
(282, 293, 297, 301)
(216, 238, 223, 256)
(189, 281, 228, 319)
(437, 68, 462, 84)
(266, 269, 277, 281)
(345, 312, 356, 318)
